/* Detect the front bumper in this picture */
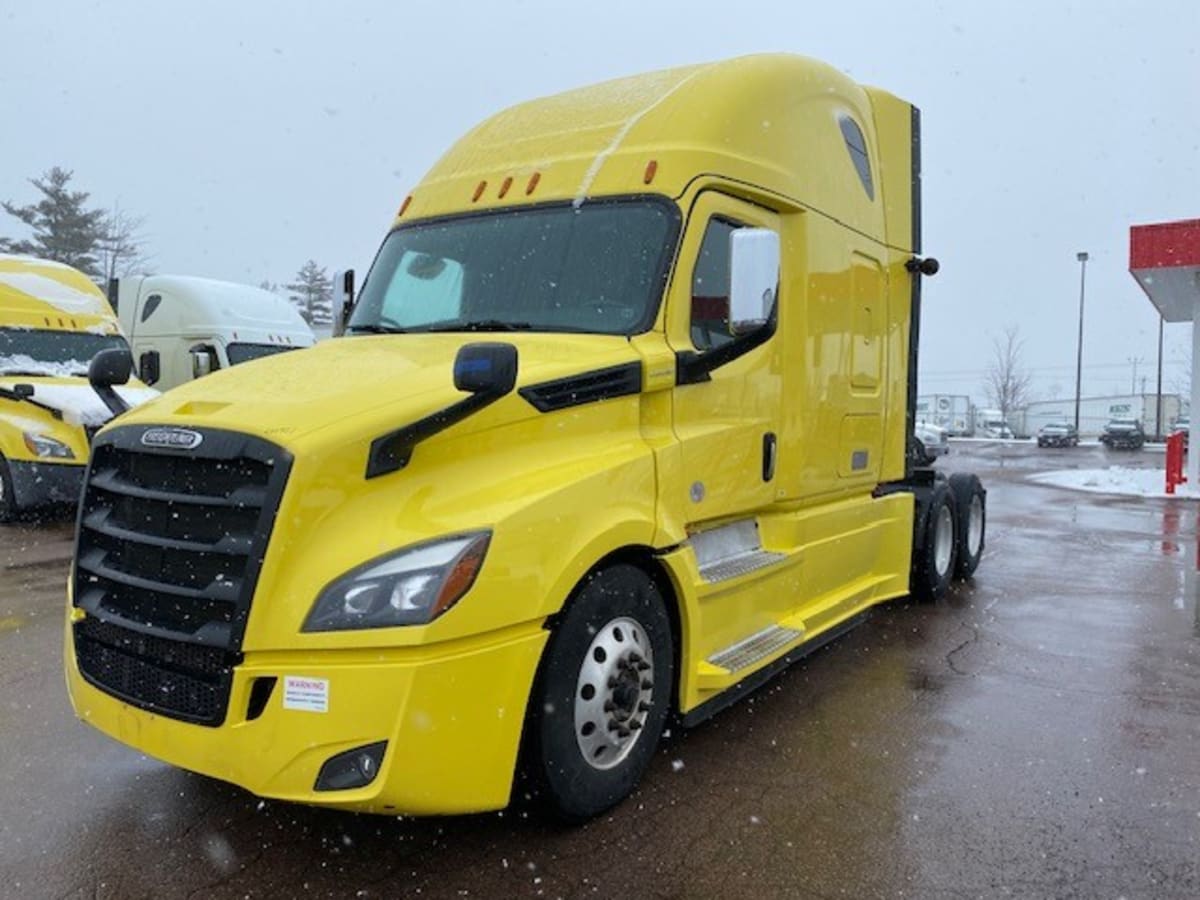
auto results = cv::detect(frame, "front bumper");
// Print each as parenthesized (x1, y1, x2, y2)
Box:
(8, 459, 84, 509)
(65, 616, 548, 815)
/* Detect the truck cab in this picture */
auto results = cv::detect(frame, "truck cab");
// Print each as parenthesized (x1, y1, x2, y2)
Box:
(65, 55, 986, 821)
(112, 275, 316, 391)
(0, 255, 157, 520)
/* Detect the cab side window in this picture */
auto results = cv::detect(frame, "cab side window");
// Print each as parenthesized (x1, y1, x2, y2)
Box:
(690, 218, 742, 350)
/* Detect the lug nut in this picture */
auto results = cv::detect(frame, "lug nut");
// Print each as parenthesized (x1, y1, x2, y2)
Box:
(629, 721, 642, 731)
(641, 679, 653, 690)
(638, 701, 652, 712)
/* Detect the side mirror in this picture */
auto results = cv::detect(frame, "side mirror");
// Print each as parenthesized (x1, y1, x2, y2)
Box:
(454, 342, 518, 396)
(190, 345, 218, 379)
(88, 348, 134, 417)
(139, 350, 161, 386)
(331, 269, 355, 337)
(729, 228, 779, 333)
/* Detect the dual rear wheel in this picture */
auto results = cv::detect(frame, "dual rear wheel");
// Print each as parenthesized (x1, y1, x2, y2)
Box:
(913, 473, 986, 601)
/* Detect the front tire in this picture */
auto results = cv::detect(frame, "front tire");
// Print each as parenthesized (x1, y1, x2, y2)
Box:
(0, 453, 17, 523)
(527, 563, 674, 822)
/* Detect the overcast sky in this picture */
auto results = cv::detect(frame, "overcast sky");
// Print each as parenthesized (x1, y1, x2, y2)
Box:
(2, 0, 1197, 404)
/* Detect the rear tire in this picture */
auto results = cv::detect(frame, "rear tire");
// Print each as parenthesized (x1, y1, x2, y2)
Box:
(0, 453, 16, 523)
(948, 473, 986, 579)
(526, 563, 674, 822)
(912, 482, 957, 602)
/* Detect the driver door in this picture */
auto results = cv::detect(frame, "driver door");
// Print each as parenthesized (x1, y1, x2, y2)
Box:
(666, 192, 784, 525)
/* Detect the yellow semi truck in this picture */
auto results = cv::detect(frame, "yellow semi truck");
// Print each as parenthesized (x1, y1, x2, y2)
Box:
(64, 54, 986, 821)
(0, 255, 157, 520)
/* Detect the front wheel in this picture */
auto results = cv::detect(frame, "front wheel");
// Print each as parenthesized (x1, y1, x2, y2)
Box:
(0, 453, 17, 523)
(526, 563, 674, 822)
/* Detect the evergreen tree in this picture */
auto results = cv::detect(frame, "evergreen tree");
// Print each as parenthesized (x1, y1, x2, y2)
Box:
(286, 260, 333, 325)
(0, 168, 110, 279)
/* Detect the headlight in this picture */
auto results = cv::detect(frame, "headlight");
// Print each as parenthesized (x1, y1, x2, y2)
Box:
(22, 432, 75, 459)
(303, 532, 491, 632)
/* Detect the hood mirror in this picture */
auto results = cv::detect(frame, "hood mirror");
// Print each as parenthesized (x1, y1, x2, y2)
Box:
(454, 342, 518, 396)
(88, 348, 134, 417)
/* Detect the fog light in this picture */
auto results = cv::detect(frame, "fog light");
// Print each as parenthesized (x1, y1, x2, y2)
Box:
(314, 741, 388, 792)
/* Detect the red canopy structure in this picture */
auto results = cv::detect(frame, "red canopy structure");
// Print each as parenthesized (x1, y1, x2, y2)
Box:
(1131, 218, 1200, 490)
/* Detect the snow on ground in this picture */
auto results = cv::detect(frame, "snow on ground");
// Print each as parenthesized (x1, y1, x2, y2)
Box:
(1028, 466, 1194, 499)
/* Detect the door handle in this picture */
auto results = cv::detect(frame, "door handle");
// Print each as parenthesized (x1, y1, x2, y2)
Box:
(762, 432, 777, 482)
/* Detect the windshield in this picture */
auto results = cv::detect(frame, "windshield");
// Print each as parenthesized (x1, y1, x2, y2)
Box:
(226, 342, 302, 365)
(0, 327, 129, 377)
(349, 200, 679, 336)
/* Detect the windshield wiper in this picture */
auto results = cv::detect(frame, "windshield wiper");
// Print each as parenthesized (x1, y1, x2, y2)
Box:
(347, 323, 409, 335)
(422, 319, 533, 333)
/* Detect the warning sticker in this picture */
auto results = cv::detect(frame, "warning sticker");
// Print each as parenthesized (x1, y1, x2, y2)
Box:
(282, 676, 329, 713)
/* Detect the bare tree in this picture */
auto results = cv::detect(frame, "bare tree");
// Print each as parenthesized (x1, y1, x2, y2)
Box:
(983, 325, 1032, 421)
(96, 203, 153, 284)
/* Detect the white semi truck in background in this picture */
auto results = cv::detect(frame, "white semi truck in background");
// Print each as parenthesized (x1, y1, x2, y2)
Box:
(110, 275, 316, 391)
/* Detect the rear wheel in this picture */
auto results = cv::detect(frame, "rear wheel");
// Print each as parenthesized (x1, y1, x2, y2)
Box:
(912, 482, 957, 601)
(948, 473, 986, 579)
(527, 563, 674, 822)
(0, 453, 16, 523)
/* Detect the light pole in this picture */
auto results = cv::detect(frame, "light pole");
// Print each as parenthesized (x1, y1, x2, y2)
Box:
(1074, 251, 1089, 432)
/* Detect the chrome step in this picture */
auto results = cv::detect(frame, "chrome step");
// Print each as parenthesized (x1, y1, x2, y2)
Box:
(707, 624, 803, 673)
(699, 549, 785, 583)
(691, 519, 785, 583)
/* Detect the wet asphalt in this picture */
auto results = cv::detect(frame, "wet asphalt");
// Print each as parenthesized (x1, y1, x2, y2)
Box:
(1, 442, 1197, 899)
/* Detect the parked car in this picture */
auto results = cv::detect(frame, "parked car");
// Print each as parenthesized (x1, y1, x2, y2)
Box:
(1099, 418, 1145, 450)
(914, 421, 950, 465)
(1037, 421, 1079, 448)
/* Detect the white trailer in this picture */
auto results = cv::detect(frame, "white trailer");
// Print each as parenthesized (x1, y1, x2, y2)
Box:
(916, 393, 974, 436)
(1023, 394, 1182, 439)
(111, 276, 316, 391)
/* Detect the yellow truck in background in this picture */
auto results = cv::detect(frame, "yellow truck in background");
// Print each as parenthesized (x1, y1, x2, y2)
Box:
(64, 54, 986, 821)
(0, 255, 157, 520)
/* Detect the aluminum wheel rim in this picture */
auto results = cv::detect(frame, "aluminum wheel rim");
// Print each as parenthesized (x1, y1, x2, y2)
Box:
(967, 494, 984, 558)
(934, 504, 954, 577)
(573, 615, 654, 771)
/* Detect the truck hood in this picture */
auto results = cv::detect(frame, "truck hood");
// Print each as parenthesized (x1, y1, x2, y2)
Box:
(117, 333, 642, 449)
(0, 375, 158, 428)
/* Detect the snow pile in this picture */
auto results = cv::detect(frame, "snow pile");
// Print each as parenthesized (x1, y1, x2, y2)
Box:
(1028, 466, 1192, 499)
(0, 379, 159, 427)
(0, 353, 89, 377)
(0, 270, 106, 314)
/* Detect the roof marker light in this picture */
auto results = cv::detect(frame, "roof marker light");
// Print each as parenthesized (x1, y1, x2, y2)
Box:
(398, 195, 412, 216)
(525, 172, 541, 195)
(498, 176, 513, 199)
(472, 181, 487, 202)
(644, 160, 658, 184)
